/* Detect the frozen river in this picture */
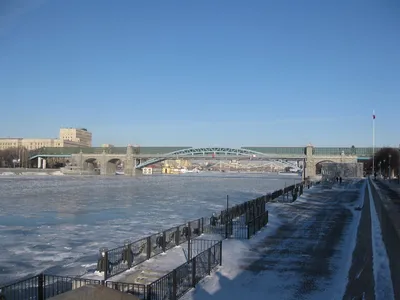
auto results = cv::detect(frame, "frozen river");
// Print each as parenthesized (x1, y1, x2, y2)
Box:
(0, 172, 301, 284)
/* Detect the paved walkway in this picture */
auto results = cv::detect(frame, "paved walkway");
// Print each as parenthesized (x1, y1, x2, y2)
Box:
(182, 179, 368, 300)
(374, 178, 400, 206)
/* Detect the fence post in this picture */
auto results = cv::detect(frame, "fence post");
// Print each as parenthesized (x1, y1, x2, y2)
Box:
(187, 237, 191, 262)
(282, 183, 286, 201)
(38, 273, 44, 300)
(146, 236, 151, 259)
(127, 243, 133, 269)
(147, 285, 152, 300)
(228, 218, 233, 237)
(201, 217, 204, 234)
(192, 258, 197, 287)
(253, 209, 256, 235)
(255, 216, 258, 233)
(225, 218, 228, 239)
(247, 222, 250, 239)
(172, 269, 177, 300)
(219, 241, 222, 266)
(207, 248, 211, 275)
(197, 218, 201, 235)
(225, 195, 231, 239)
(104, 251, 109, 281)
(175, 226, 180, 245)
(162, 231, 167, 252)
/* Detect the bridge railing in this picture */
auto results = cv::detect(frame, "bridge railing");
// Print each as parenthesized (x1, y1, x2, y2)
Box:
(29, 147, 128, 157)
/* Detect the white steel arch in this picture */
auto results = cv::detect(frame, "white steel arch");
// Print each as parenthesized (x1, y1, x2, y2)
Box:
(135, 147, 301, 169)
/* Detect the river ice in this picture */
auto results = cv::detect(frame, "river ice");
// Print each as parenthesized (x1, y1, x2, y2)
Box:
(0, 172, 300, 284)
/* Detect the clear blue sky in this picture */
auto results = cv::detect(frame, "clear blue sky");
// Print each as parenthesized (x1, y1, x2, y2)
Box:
(1, 0, 399, 148)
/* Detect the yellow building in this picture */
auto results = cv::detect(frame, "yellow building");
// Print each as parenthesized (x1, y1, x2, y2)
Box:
(59, 128, 92, 147)
(0, 127, 92, 151)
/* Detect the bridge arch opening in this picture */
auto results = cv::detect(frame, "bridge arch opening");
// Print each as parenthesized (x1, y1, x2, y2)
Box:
(107, 158, 123, 175)
(315, 160, 336, 175)
(84, 158, 98, 170)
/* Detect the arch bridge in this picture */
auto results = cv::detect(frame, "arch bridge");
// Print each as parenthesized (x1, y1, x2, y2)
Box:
(135, 147, 303, 169)
(29, 144, 361, 177)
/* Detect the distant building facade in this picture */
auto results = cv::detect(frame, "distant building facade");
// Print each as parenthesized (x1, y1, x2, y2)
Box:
(59, 128, 92, 147)
(101, 144, 114, 148)
(0, 128, 92, 150)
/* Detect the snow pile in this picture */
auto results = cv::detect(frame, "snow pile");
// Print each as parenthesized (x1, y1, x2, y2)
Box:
(367, 180, 395, 300)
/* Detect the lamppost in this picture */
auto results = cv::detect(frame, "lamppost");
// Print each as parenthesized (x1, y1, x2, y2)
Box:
(398, 160, 400, 184)
(383, 159, 386, 178)
(397, 149, 400, 184)
(389, 154, 392, 181)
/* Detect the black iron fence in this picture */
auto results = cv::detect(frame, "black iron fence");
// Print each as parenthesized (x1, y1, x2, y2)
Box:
(98, 218, 204, 280)
(147, 240, 222, 300)
(183, 239, 220, 262)
(248, 211, 269, 238)
(0, 240, 221, 300)
(0, 274, 101, 300)
(1, 180, 316, 300)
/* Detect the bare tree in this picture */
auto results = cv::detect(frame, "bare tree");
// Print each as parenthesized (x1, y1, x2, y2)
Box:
(0, 147, 29, 168)
(366, 147, 400, 176)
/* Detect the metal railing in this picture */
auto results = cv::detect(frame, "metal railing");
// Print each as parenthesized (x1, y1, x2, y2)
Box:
(0, 241, 220, 300)
(98, 218, 203, 280)
(247, 211, 269, 238)
(147, 241, 222, 300)
(0, 274, 101, 300)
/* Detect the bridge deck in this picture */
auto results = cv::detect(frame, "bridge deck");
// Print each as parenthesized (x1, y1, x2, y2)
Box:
(28, 146, 377, 158)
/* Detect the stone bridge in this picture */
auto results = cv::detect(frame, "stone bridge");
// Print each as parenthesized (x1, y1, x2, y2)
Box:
(68, 144, 358, 177)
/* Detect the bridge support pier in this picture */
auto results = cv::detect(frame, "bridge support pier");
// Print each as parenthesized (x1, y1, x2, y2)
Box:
(305, 144, 316, 178)
(100, 151, 108, 175)
(124, 145, 135, 176)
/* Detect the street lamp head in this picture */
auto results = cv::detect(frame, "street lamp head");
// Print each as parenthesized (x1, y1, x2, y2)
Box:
(100, 247, 108, 257)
